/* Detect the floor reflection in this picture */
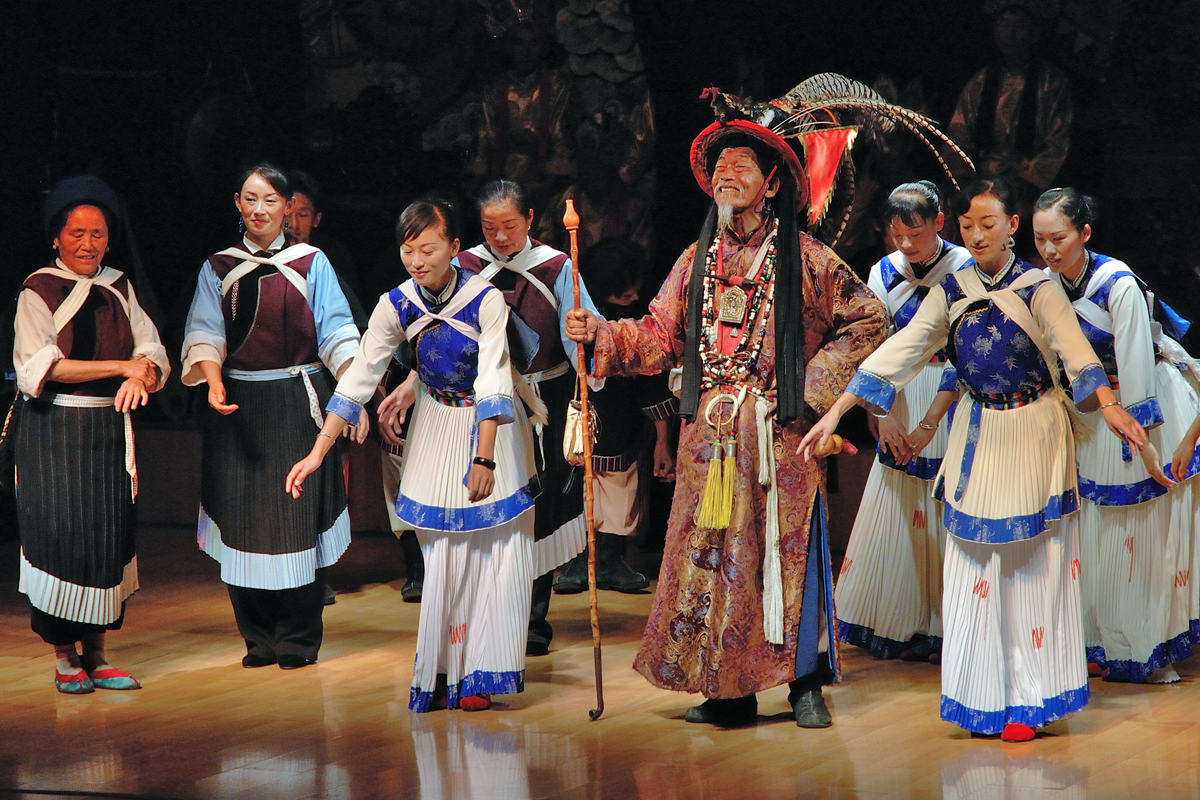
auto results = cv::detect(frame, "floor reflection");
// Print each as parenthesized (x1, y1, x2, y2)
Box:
(942, 748, 1087, 799)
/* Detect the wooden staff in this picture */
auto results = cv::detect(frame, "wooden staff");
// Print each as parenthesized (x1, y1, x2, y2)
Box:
(563, 199, 604, 721)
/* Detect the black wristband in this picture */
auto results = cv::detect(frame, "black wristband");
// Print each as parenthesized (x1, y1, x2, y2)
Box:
(472, 456, 496, 470)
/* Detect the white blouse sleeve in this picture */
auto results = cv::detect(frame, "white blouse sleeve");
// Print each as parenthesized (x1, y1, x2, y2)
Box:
(325, 294, 406, 424)
(472, 288, 516, 425)
(1108, 275, 1161, 427)
(845, 284, 952, 415)
(1032, 281, 1108, 405)
(180, 262, 226, 386)
(126, 283, 171, 391)
(13, 289, 63, 398)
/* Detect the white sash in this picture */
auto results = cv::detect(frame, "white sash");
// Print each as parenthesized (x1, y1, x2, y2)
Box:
(214, 243, 320, 304)
(880, 243, 966, 320)
(399, 274, 493, 342)
(463, 243, 562, 310)
(1047, 257, 1135, 336)
(950, 267, 1057, 372)
(32, 264, 130, 334)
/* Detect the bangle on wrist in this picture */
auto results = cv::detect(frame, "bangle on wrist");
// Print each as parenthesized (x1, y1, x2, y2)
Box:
(870, 410, 890, 419)
(473, 456, 496, 471)
(318, 431, 335, 442)
(917, 421, 938, 431)
(1099, 400, 1121, 410)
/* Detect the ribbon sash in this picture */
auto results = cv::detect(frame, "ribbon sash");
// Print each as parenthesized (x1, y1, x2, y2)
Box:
(399, 274, 492, 342)
(31, 265, 131, 334)
(215, 243, 320, 303)
(464, 243, 562, 310)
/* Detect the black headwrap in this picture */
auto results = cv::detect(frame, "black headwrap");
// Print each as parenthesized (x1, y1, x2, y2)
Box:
(679, 162, 806, 425)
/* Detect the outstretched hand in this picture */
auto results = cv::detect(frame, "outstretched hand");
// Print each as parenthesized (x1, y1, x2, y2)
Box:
(285, 453, 323, 499)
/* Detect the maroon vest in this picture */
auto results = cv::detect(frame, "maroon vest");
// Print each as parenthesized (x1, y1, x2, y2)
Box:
(458, 240, 569, 374)
(24, 268, 135, 396)
(207, 239, 320, 371)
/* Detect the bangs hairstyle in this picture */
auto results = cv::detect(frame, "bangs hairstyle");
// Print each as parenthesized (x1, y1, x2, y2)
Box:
(705, 133, 781, 182)
(1034, 187, 1097, 232)
(289, 170, 322, 213)
(882, 180, 942, 227)
(238, 162, 293, 200)
(953, 177, 1019, 219)
(395, 197, 460, 246)
(579, 237, 649, 304)
(476, 179, 532, 216)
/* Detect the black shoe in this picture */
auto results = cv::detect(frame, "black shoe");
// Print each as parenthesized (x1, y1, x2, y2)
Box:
(526, 633, 551, 657)
(553, 554, 588, 594)
(242, 653, 276, 668)
(278, 654, 315, 670)
(323, 583, 337, 606)
(401, 577, 423, 603)
(596, 533, 649, 593)
(789, 687, 832, 728)
(684, 695, 758, 725)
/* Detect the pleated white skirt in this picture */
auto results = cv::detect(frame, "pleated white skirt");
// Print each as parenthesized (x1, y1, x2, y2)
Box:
(1077, 361, 1200, 680)
(397, 388, 537, 533)
(409, 510, 534, 712)
(940, 519, 1089, 734)
(836, 461, 946, 657)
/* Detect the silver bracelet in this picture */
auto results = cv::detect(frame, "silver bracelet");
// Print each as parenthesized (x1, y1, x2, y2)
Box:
(917, 421, 938, 431)
(318, 431, 336, 441)
(1099, 400, 1122, 411)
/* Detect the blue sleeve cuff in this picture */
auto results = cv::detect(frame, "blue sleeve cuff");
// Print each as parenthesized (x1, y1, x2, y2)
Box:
(1071, 363, 1109, 407)
(476, 393, 515, 425)
(1125, 397, 1164, 430)
(326, 392, 364, 424)
(937, 364, 960, 393)
(846, 369, 896, 416)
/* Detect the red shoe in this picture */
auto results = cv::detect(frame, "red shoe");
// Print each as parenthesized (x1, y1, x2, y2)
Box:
(460, 694, 492, 711)
(1087, 662, 1103, 678)
(55, 669, 95, 695)
(1000, 723, 1036, 742)
(87, 667, 141, 690)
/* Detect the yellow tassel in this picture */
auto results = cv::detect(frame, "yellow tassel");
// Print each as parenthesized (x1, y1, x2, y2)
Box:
(717, 437, 736, 527)
(695, 442, 727, 529)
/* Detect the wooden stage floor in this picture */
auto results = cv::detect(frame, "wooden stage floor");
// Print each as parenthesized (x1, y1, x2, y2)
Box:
(2, 525, 1200, 800)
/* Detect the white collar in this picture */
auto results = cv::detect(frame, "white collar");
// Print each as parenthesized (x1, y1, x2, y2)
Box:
(494, 237, 532, 263)
(418, 269, 459, 306)
(54, 258, 101, 279)
(243, 232, 286, 253)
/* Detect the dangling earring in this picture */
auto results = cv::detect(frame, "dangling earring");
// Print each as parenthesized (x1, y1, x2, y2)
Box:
(238, 216, 245, 234)
(283, 220, 289, 230)
(1006, 236, 1015, 250)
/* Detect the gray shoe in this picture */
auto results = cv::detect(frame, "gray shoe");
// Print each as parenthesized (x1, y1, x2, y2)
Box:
(552, 553, 589, 594)
(789, 687, 832, 728)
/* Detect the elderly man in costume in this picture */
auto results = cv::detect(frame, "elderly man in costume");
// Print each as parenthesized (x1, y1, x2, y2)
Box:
(567, 81, 895, 726)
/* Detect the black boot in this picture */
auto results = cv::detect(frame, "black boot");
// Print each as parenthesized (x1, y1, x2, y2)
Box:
(553, 553, 588, 594)
(527, 573, 554, 655)
(684, 694, 758, 725)
(788, 676, 832, 728)
(399, 530, 424, 602)
(596, 532, 649, 593)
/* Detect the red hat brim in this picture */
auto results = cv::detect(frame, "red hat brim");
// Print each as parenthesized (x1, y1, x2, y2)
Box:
(690, 120, 809, 211)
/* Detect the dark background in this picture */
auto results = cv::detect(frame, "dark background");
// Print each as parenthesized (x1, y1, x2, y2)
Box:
(1, 0, 1197, 360)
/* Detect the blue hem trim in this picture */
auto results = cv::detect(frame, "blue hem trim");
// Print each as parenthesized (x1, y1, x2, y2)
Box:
(1078, 475, 1169, 506)
(938, 489, 1078, 544)
(1125, 397, 1164, 429)
(878, 448, 942, 480)
(475, 393, 515, 425)
(408, 668, 525, 712)
(1094, 627, 1195, 683)
(1070, 363, 1109, 407)
(837, 620, 942, 660)
(326, 392, 363, 423)
(395, 481, 537, 532)
(940, 683, 1090, 734)
(1165, 446, 1200, 482)
(847, 369, 896, 415)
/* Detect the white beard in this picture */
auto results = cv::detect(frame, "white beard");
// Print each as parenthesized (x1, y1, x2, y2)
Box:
(716, 201, 735, 234)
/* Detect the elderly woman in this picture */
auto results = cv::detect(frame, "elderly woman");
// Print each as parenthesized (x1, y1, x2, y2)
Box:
(182, 164, 363, 670)
(12, 176, 170, 693)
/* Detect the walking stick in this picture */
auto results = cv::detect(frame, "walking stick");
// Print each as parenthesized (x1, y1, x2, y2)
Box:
(563, 199, 604, 721)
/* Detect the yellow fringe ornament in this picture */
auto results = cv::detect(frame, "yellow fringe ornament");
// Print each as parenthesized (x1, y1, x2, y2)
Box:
(695, 441, 728, 529)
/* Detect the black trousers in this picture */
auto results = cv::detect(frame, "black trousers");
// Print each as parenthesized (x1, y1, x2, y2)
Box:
(227, 569, 325, 661)
(30, 602, 125, 647)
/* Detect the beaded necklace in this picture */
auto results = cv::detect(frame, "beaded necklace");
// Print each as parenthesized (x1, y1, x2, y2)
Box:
(698, 233, 778, 390)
